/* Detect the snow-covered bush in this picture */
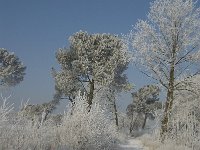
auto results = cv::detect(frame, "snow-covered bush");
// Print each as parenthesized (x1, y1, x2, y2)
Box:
(166, 96, 200, 148)
(0, 95, 13, 126)
(0, 92, 120, 150)
(0, 121, 62, 150)
(0, 96, 63, 149)
(59, 91, 119, 150)
(0, 106, 62, 149)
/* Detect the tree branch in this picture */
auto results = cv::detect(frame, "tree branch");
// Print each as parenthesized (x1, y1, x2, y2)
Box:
(175, 46, 197, 65)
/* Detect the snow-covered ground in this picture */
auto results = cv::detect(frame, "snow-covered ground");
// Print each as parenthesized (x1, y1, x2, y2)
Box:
(119, 138, 147, 150)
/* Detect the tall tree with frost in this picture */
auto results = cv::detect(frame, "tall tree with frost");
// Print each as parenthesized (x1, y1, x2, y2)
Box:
(53, 31, 129, 110)
(0, 48, 26, 87)
(130, 0, 200, 139)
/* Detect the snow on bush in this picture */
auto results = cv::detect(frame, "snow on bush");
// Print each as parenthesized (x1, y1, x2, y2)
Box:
(59, 91, 119, 150)
(0, 94, 13, 126)
(0, 92, 120, 150)
(166, 95, 200, 148)
(0, 103, 61, 149)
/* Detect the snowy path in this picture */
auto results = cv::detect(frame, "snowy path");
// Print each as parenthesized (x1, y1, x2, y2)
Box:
(119, 138, 145, 150)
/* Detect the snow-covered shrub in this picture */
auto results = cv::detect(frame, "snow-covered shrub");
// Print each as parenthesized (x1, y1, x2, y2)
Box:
(161, 76, 200, 149)
(59, 91, 119, 150)
(166, 93, 200, 149)
(0, 109, 63, 150)
(0, 121, 62, 149)
(0, 96, 63, 150)
(0, 92, 121, 150)
(0, 95, 13, 125)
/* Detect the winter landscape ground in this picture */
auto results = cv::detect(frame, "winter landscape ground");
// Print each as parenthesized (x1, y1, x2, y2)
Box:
(1, 0, 200, 149)
(119, 138, 144, 150)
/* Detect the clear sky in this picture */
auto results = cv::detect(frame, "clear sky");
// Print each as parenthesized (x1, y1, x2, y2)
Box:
(0, 0, 155, 112)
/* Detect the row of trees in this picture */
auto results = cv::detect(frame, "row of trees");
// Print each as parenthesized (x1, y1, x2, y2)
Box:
(1, 0, 200, 145)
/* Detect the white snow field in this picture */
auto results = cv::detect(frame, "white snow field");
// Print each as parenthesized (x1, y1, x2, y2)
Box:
(119, 138, 146, 150)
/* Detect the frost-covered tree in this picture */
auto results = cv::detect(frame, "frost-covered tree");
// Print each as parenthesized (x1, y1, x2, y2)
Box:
(130, 0, 200, 138)
(126, 85, 161, 132)
(0, 48, 26, 87)
(94, 63, 132, 126)
(52, 67, 80, 106)
(95, 85, 131, 127)
(53, 31, 129, 110)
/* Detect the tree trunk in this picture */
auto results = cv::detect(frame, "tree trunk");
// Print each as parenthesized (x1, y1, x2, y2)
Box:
(161, 41, 176, 141)
(161, 89, 174, 140)
(106, 89, 119, 127)
(142, 113, 147, 129)
(129, 113, 135, 134)
(87, 79, 94, 111)
(113, 100, 119, 126)
(69, 96, 75, 115)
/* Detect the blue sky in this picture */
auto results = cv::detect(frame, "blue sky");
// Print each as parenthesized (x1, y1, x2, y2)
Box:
(0, 0, 154, 111)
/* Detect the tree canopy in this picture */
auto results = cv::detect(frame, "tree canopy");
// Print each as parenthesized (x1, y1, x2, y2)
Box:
(0, 48, 26, 87)
(53, 31, 130, 108)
